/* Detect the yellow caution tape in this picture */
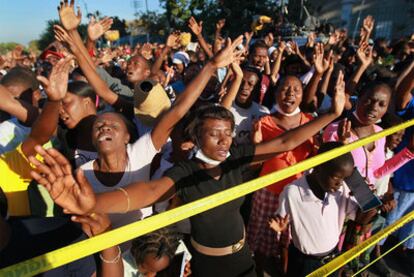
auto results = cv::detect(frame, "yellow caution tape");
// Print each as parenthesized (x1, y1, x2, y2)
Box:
(308, 210, 414, 277)
(2, 118, 414, 277)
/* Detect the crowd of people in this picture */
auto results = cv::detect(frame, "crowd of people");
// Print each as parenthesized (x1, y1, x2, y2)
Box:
(1, 1, 414, 276)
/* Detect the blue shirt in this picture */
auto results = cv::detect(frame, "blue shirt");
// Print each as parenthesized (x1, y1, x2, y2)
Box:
(393, 97, 414, 191)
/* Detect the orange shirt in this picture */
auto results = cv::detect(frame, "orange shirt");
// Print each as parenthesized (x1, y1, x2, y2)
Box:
(259, 113, 316, 195)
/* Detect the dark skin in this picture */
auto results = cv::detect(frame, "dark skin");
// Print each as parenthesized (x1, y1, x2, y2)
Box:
(349, 85, 391, 152)
(272, 76, 303, 130)
(54, 5, 244, 152)
(21, 56, 73, 157)
(270, 164, 377, 231)
(29, 81, 345, 215)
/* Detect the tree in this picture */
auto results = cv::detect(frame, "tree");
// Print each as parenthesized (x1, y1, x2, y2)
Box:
(38, 20, 88, 51)
(0, 42, 19, 55)
(132, 11, 168, 36)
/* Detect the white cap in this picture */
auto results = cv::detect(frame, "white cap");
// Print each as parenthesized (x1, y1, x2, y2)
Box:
(268, 46, 277, 56)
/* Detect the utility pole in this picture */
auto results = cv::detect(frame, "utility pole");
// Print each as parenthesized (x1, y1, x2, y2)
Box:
(145, 0, 150, 42)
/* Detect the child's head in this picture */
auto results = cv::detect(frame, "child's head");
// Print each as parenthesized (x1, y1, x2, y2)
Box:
(131, 227, 181, 276)
(313, 142, 354, 193)
(379, 112, 405, 150)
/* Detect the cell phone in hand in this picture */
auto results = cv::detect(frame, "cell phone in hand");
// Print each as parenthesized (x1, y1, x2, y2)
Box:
(344, 168, 382, 212)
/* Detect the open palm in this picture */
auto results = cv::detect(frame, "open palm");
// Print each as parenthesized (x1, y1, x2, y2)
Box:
(58, 0, 82, 31)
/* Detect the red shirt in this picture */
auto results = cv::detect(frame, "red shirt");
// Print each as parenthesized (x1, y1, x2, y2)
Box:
(259, 113, 316, 195)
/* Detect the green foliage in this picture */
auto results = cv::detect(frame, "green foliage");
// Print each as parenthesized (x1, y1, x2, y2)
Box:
(37, 20, 88, 51)
(0, 42, 20, 55)
(133, 11, 168, 36)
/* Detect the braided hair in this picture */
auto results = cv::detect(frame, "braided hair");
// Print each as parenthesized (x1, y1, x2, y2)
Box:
(130, 227, 181, 266)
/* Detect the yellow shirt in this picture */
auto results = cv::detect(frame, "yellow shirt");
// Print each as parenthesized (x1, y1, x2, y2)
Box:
(0, 144, 44, 216)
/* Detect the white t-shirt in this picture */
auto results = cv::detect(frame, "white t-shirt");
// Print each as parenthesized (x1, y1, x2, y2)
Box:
(277, 175, 358, 256)
(0, 118, 30, 155)
(80, 132, 158, 228)
(230, 102, 269, 145)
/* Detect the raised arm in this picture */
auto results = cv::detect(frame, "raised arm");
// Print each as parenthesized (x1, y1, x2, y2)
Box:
(395, 61, 414, 110)
(188, 17, 214, 58)
(302, 44, 331, 111)
(86, 16, 113, 54)
(0, 85, 39, 126)
(21, 56, 72, 157)
(220, 62, 243, 109)
(151, 32, 180, 74)
(150, 36, 243, 150)
(56, 2, 125, 107)
(270, 41, 285, 85)
(252, 71, 345, 164)
(29, 146, 175, 215)
(346, 42, 372, 96)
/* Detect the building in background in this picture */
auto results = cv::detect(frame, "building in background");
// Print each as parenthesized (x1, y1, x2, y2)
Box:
(308, 0, 414, 40)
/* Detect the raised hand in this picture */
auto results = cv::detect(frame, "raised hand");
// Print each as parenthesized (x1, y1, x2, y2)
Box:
(210, 35, 244, 68)
(58, 0, 82, 31)
(362, 15, 375, 34)
(140, 43, 153, 60)
(166, 31, 181, 49)
(29, 146, 96, 215)
(328, 32, 338, 45)
(313, 43, 332, 74)
(72, 213, 111, 237)
(88, 16, 113, 41)
(357, 42, 373, 68)
(252, 120, 263, 144)
(188, 17, 203, 36)
(54, 25, 76, 50)
(306, 32, 316, 48)
(278, 41, 286, 54)
(264, 32, 274, 47)
(268, 214, 289, 233)
(331, 70, 346, 116)
(216, 18, 226, 31)
(337, 118, 352, 143)
(36, 55, 73, 101)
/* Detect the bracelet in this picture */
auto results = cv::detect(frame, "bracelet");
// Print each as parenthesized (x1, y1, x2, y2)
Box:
(99, 246, 121, 263)
(117, 187, 130, 213)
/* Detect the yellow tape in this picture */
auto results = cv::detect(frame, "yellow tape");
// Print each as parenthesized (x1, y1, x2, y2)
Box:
(2, 118, 414, 277)
(308, 210, 414, 277)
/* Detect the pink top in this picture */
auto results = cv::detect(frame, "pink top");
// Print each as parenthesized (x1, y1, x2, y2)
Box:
(323, 121, 414, 192)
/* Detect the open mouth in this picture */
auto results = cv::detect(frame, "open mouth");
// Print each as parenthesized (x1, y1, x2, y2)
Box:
(98, 134, 113, 142)
(282, 99, 296, 106)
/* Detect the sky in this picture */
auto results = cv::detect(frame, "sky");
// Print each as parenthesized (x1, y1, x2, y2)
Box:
(0, 0, 162, 45)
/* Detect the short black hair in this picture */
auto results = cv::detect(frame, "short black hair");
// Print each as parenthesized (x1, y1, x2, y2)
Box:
(359, 80, 392, 98)
(130, 227, 181, 266)
(315, 142, 354, 172)
(186, 104, 235, 143)
(249, 40, 268, 54)
(0, 66, 39, 91)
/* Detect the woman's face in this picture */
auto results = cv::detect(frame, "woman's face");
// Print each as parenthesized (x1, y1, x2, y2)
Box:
(91, 113, 130, 154)
(356, 86, 391, 126)
(199, 118, 233, 161)
(137, 253, 170, 277)
(276, 76, 303, 113)
(60, 92, 94, 129)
